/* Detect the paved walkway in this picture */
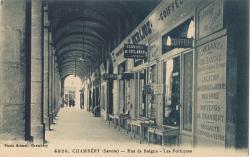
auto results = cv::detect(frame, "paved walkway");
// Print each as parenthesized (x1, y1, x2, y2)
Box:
(46, 107, 158, 147)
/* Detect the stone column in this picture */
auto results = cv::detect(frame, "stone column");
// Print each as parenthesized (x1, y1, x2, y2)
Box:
(30, 0, 45, 144)
(0, 0, 26, 141)
(48, 31, 53, 127)
(43, 5, 50, 130)
(112, 66, 119, 115)
(53, 57, 56, 119)
(55, 65, 59, 115)
(61, 78, 65, 107)
(51, 52, 55, 123)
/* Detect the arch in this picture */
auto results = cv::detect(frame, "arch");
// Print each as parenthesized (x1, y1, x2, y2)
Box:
(56, 41, 98, 56)
(56, 43, 98, 57)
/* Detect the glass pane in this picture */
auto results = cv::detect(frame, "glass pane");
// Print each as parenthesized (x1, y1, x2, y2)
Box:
(139, 71, 146, 117)
(164, 57, 180, 127)
(147, 65, 157, 118)
(183, 52, 193, 131)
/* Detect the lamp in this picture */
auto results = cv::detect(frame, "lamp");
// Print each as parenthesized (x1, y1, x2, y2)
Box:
(166, 36, 172, 46)
(187, 20, 194, 39)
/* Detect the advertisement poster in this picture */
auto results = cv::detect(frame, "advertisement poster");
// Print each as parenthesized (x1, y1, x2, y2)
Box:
(0, 0, 248, 157)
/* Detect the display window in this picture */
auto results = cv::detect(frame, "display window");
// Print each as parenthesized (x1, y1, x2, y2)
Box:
(162, 17, 194, 131)
(137, 70, 146, 117)
(146, 64, 157, 118)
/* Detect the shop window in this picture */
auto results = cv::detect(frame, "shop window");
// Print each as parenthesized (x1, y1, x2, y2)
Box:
(101, 85, 105, 110)
(138, 70, 146, 117)
(183, 52, 193, 131)
(163, 57, 180, 127)
(118, 62, 126, 113)
(147, 65, 157, 118)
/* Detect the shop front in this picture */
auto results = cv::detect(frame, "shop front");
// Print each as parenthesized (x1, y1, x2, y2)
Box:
(109, 0, 248, 148)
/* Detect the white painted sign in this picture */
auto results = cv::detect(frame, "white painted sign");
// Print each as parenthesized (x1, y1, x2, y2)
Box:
(195, 36, 227, 144)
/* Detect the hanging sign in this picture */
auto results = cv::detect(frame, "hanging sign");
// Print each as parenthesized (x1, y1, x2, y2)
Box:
(166, 36, 193, 48)
(102, 73, 118, 80)
(118, 72, 134, 80)
(123, 44, 147, 59)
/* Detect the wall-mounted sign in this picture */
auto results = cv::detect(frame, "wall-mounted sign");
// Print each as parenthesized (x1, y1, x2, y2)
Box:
(124, 44, 147, 59)
(149, 38, 160, 62)
(118, 72, 134, 80)
(195, 36, 227, 144)
(102, 73, 118, 80)
(198, 0, 223, 39)
(158, 0, 187, 22)
(166, 36, 193, 48)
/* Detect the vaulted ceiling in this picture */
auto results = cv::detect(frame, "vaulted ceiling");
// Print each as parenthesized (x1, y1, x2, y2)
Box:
(47, 0, 161, 80)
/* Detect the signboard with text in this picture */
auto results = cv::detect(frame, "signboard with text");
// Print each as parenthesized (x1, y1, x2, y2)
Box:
(195, 36, 227, 144)
(124, 44, 147, 59)
(118, 72, 134, 80)
(167, 37, 193, 48)
(102, 73, 118, 80)
(198, 0, 223, 39)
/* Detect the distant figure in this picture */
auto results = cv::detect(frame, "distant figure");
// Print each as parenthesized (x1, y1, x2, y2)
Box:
(69, 99, 75, 107)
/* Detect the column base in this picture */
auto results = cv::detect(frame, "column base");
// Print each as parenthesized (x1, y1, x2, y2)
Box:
(31, 124, 45, 144)
(49, 113, 54, 124)
(44, 117, 50, 130)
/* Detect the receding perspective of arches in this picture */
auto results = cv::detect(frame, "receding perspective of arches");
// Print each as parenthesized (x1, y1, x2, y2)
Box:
(0, 0, 248, 157)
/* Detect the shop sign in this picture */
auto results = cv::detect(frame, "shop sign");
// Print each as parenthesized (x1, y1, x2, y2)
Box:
(158, 0, 187, 22)
(198, 0, 223, 39)
(166, 36, 193, 48)
(131, 20, 152, 44)
(118, 72, 134, 80)
(102, 73, 118, 80)
(195, 36, 227, 144)
(149, 38, 160, 61)
(124, 44, 147, 59)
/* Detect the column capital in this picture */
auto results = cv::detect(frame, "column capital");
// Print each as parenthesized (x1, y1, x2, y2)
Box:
(43, 5, 50, 28)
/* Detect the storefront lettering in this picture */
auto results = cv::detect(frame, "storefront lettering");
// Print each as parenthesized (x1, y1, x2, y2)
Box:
(167, 37, 193, 47)
(159, 0, 186, 21)
(196, 130, 225, 141)
(131, 21, 152, 44)
(200, 104, 221, 112)
(195, 36, 227, 144)
(201, 124, 219, 133)
(201, 74, 219, 83)
(198, 0, 223, 38)
(199, 41, 224, 56)
(196, 83, 226, 91)
(201, 92, 219, 99)
(196, 113, 224, 123)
